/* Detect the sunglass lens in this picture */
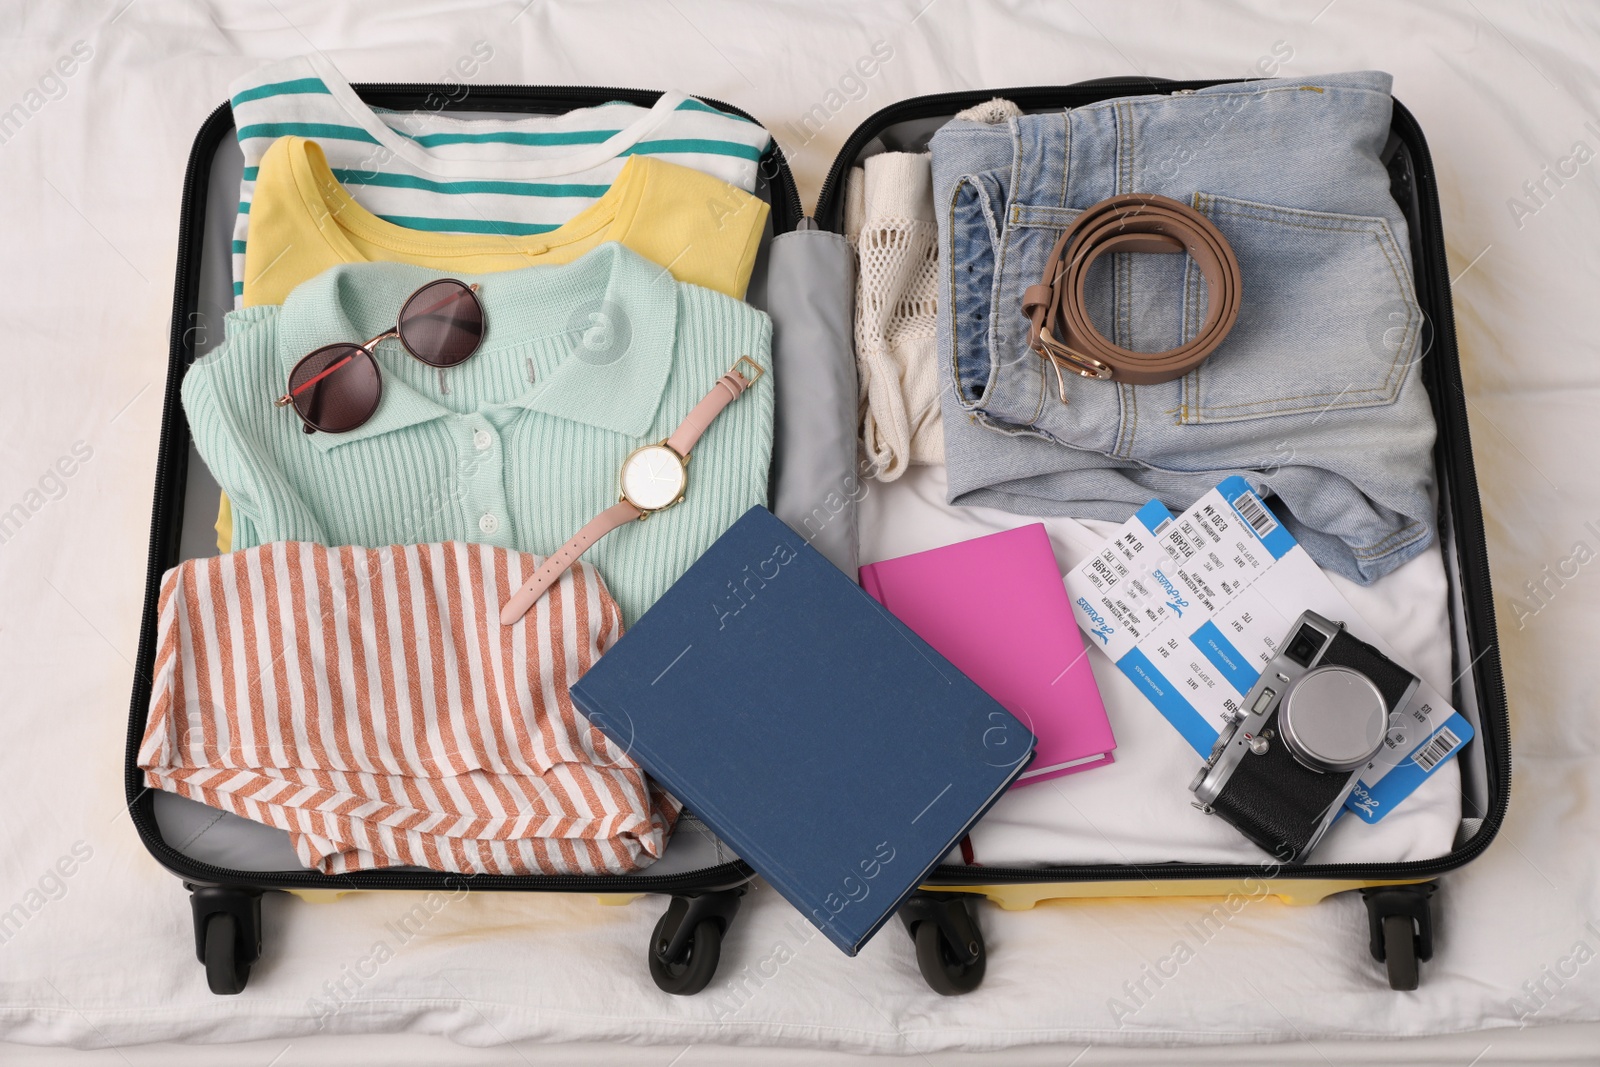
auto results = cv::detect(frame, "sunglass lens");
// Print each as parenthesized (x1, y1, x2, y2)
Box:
(398, 279, 484, 367)
(287, 344, 381, 433)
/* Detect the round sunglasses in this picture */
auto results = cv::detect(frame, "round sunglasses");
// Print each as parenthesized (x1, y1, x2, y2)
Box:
(274, 279, 485, 434)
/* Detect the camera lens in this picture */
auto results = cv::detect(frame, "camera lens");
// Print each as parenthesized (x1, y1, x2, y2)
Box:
(1280, 666, 1388, 772)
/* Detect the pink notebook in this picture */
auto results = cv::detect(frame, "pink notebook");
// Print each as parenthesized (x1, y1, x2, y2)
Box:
(860, 524, 1116, 786)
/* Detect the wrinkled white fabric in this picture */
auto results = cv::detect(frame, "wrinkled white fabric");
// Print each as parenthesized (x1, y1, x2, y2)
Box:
(953, 97, 1023, 124)
(846, 151, 942, 479)
(3, 0, 1598, 1061)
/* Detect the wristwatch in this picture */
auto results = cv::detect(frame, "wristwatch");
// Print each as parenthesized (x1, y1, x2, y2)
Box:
(499, 356, 764, 625)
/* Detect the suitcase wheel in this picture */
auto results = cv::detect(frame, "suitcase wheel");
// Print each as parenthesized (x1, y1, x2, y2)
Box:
(1380, 914, 1420, 991)
(203, 913, 250, 995)
(190, 885, 263, 996)
(648, 887, 746, 995)
(899, 891, 986, 995)
(649, 913, 722, 995)
(1362, 882, 1435, 991)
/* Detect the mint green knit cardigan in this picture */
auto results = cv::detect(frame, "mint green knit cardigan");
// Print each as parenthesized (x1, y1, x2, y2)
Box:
(183, 244, 774, 624)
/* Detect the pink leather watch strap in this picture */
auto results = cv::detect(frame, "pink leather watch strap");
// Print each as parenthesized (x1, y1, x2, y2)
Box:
(665, 366, 753, 457)
(498, 358, 762, 625)
(500, 500, 641, 625)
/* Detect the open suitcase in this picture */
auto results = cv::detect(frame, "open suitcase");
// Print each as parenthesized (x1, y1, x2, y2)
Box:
(125, 74, 1508, 998)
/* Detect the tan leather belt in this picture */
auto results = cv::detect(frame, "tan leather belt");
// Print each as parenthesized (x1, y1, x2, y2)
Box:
(1022, 193, 1241, 398)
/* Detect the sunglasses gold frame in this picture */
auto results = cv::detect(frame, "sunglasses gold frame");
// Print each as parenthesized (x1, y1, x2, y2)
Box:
(273, 280, 482, 433)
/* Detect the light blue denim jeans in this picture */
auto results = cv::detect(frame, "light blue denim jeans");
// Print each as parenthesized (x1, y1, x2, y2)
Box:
(931, 71, 1435, 583)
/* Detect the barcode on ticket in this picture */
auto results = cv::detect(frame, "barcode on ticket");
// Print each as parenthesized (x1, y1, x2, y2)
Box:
(1230, 489, 1278, 539)
(1411, 726, 1462, 772)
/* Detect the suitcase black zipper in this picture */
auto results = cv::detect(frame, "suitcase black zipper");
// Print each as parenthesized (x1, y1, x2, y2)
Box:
(813, 77, 1176, 229)
(358, 82, 805, 233)
(129, 81, 1507, 896)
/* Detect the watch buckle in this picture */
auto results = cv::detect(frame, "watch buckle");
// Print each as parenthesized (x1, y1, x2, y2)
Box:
(732, 355, 764, 386)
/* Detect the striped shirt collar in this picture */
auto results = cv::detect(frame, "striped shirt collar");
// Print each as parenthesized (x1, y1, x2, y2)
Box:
(240, 53, 694, 179)
(275, 243, 680, 451)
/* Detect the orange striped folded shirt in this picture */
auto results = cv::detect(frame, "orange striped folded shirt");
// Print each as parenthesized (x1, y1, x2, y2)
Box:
(137, 541, 678, 875)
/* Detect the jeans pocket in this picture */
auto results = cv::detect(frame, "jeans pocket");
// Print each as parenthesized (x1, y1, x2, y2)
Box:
(995, 203, 1084, 333)
(1177, 193, 1422, 425)
(990, 202, 1089, 420)
(945, 173, 1007, 406)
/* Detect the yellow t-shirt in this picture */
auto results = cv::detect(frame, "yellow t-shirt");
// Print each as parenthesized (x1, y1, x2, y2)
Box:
(240, 137, 768, 307)
(215, 137, 770, 549)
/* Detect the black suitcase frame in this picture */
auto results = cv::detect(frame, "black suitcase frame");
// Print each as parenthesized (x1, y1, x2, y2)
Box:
(125, 76, 1508, 998)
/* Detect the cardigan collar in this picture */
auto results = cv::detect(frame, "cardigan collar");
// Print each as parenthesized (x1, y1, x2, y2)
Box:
(274, 243, 679, 451)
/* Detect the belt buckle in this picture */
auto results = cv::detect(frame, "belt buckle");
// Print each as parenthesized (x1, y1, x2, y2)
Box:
(1034, 328, 1114, 402)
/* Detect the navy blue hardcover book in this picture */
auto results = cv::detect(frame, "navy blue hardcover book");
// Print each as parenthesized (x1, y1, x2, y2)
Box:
(570, 506, 1036, 955)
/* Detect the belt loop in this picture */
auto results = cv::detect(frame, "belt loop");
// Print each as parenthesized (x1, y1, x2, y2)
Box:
(1057, 111, 1072, 210)
(1007, 111, 1034, 209)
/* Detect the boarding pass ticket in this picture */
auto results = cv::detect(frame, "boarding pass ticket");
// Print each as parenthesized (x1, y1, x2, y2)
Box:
(1066, 476, 1472, 823)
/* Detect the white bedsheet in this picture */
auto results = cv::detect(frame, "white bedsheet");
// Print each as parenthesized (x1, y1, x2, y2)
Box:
(3, 0, 1599, 1061)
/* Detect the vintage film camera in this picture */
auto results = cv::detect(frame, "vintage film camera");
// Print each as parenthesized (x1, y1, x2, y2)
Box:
(1189, 611, 1423, 862)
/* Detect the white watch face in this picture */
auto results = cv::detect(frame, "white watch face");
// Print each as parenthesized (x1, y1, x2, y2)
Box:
(620, 444, 687, 511)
